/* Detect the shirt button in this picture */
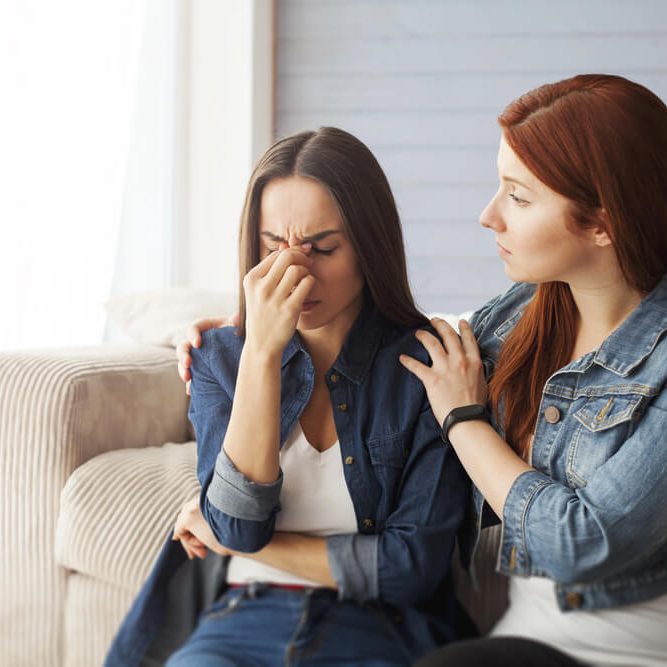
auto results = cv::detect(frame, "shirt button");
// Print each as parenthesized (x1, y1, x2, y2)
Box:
(344, 455, 354, 465)
(337, 403, 348, 412)
(362, 518, 374, 529)
(544, 405, 561, 424)
(565, 591, 583, 609)
(330, 373, 339, 383)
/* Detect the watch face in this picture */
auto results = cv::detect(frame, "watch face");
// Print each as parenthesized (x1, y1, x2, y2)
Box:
(458, 405, 486, 420)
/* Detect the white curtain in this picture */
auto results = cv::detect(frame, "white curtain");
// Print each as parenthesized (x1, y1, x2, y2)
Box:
(0, 0, 181, 351)
(103, 0, 186, 344)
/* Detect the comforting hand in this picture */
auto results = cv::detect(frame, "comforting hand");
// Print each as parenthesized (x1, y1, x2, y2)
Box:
(242, 245, 315, 357)
(177, 315, 239, 395)
(399, 318, 488, 426)
(172, 496, 234, 559)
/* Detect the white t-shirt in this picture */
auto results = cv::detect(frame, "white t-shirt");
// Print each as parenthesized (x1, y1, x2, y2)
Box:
(492, 575, 667, 667)
(226, 421, 358, 587)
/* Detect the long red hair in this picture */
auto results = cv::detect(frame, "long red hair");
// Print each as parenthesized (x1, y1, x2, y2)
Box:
(489, 74, 667, 457)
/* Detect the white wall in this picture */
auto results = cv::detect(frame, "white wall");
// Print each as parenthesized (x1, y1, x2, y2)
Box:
(275, 0, 667, 314)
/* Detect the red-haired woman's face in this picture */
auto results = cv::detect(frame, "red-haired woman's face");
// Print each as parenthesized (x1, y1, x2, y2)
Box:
(479, 136, 612, 286)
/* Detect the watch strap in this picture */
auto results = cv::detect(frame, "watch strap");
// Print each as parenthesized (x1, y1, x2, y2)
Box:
(441, 404, 488, 445)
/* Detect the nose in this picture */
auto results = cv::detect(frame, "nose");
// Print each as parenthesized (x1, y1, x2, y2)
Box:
(287, 234, 312, 255)
(479, 190, 505, 231)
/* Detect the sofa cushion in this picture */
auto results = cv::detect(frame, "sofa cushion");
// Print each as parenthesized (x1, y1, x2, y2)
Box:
(55, 441, 200, 592)
(104, 287, 237, 348)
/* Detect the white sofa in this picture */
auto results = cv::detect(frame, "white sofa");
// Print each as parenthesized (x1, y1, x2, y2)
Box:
(0, 291, 507, 666)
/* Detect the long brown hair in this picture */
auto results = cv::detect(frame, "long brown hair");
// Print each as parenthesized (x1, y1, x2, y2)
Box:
(489, 74, 667, 457)
(236, 127, 426, 335)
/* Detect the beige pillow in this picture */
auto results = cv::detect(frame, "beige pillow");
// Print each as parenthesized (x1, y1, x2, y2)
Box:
(56, 441, 200, 593)
(104, 287, 237, 348)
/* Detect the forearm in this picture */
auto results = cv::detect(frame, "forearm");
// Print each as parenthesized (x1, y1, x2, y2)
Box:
(242, 532, 337, 588)
(447, 419, 532, 517)
(222, 344, 282, 483)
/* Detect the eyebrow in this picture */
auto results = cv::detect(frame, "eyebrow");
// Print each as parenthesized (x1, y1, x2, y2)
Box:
(260, 229, 342, 243)
(501, 175, 534, 192)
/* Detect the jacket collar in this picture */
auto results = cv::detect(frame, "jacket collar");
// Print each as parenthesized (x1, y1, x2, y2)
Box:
(280, 296, 386, 385)
(493, 273, 667, 377)
(593, 272, 667, 376)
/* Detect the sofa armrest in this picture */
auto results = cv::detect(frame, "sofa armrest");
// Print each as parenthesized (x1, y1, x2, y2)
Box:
(0, 343, 190, 666)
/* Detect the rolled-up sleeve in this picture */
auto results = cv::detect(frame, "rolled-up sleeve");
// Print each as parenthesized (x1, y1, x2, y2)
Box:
(326, 533, 379, 601)
(499, 403, 667, 584)
(207, 448, 283, 521)
(188, 332, 281, 552)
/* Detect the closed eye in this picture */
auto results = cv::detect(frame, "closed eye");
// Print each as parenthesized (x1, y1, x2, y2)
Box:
(311, 245, 336, 255)
(508, 192, 529, 206)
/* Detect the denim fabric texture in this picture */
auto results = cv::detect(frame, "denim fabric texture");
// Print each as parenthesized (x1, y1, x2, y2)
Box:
(105, 299, 470, 666)
(460, 273, 667, 613)
(165, 584, 415, 667)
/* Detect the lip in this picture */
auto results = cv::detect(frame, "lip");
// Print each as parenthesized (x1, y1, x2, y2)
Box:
(300, 300, 320, 312)
(496, 241, 512, 256)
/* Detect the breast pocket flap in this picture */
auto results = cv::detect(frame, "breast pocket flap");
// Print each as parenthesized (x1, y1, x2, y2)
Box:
(366, 433, 409, 468)
(574, 394, 645, 432)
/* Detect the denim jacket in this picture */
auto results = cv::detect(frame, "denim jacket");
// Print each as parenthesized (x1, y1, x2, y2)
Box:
(105, 301, 469, 666)
(460, 274, 667, 613)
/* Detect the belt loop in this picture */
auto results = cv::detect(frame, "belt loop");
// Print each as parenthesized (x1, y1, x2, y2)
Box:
(247, 581, 269, 599)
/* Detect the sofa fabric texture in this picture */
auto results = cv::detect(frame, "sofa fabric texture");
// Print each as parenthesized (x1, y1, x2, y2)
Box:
(0, 345, 191, 667)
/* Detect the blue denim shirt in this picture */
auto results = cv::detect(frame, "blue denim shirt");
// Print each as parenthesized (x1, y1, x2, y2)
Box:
(461, 273, 667, 613)
(105, 301, 469, 666)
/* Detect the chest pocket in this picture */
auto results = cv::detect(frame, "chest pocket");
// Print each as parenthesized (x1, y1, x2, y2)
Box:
(366, 432, 409, 525)
(569, 392, 646, 487)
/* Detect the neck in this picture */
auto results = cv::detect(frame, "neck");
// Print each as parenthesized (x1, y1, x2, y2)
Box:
(299, 297, 363, 375)
(569, 276, 644, 339)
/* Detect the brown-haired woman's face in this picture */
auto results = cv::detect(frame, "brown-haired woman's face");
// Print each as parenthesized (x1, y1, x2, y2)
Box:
(258, 175, 365, 333)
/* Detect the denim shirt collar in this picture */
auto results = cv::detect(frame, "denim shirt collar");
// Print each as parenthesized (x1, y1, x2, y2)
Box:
(280, 296, 386, 385)
(493, 272, 667, 377)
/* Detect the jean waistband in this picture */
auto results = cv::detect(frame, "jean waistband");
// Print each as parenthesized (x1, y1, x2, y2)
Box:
(227, 581, 338, 599)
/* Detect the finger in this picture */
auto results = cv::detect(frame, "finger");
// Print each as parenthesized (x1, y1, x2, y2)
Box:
(187, 317, 226, 346)
(458, 319, 482, 359)
(180, 540, 195, 560)
(176, 339, 192, 363)
(186, 380, 191, 396)
(415, 329, 449, 365)
(275, 264, 311, 300)
(430, 318, 465, 358)
(192, 546, 208, 559)
(398, 353, 431, 384)
(184, 325, 200, 349)
(247, 247, 283, 280)
(177, 361, 191, 383)
(264, 249, 313, 289)
(286, 274, 316, 308)
(230, 311, 240, 328)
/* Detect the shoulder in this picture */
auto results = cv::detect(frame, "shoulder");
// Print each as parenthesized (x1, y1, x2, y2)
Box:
(190, 326, 244, 388)
(372, 321, 436, 406)
(469, 282, 536, 340)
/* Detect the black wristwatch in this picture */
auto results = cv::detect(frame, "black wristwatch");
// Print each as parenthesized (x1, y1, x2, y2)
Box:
(441, 404, 488, 445)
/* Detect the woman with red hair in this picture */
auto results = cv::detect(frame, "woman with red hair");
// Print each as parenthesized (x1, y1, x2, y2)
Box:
(403, 74, 667, 666)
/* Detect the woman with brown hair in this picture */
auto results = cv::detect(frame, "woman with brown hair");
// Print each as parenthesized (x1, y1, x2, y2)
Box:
(403, 74, 667, 666)
(105, 127, 470, 666)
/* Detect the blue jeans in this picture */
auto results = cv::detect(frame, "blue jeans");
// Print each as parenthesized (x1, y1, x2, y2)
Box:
(166, 583, 414, 666)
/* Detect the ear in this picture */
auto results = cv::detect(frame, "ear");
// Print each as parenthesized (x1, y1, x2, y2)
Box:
(590, 208, 613, 248)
